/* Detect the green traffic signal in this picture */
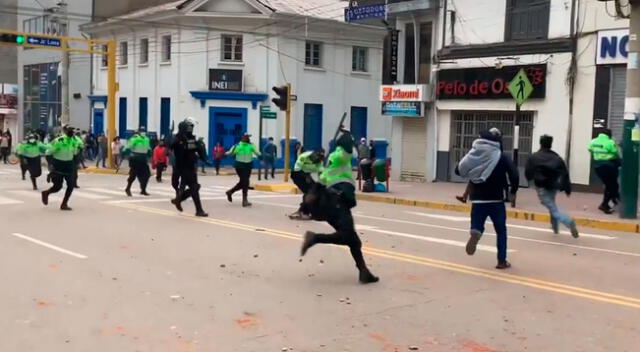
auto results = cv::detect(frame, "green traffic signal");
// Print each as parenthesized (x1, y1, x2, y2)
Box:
(16, 35, 25, 44)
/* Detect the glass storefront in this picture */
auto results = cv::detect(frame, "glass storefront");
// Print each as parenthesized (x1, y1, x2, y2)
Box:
(23, 62, 61, 133)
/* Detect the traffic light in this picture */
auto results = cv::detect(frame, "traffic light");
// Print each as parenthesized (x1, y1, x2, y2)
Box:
(272, 85, 289, 111)
(0, 33, 25, 45)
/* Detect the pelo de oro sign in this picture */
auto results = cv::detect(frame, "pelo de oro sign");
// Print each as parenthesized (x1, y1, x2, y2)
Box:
(379, 84, 428, 102)
(437, 65, 547, 100)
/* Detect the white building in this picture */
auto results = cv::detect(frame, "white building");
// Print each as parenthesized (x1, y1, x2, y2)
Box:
(82, 0, 390, 165)
(427, 0, 629, 187)
(17, 0, 92, 137)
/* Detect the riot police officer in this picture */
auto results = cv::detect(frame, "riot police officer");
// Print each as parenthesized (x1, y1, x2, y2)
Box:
(170, 118, 208, 217)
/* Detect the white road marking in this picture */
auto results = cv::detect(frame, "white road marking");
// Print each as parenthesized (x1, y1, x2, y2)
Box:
(254, 200, 639, 258)
(9, 233, 88, 259)
(72, 191, 111, 200)
(105, 194, 298, 204)
(407, 210, 616, 240)
(406, 211, 468, 222)
(87, 188, 132, 196)
(0, 196, 23, 205)
(9, 190, 62, 201)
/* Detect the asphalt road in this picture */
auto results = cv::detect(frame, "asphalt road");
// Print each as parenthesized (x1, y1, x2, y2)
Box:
(0, 164, 639, 352)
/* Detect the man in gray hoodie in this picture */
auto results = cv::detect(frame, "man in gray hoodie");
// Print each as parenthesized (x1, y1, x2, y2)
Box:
(456, 129, 519, 269)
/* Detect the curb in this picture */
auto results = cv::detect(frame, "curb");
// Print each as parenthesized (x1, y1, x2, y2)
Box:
(254, 183, 640, 234)
(82, 167, 279, 177)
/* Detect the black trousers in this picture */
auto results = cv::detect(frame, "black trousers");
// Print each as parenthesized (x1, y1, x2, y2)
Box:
(175, 168, 205, 213)
(214, 159, 221, 175)
(291, 170, 315, 214)
(229, 162, 252, 199)
(24, 156, 42, 189)
(595, 162, 620, 208)
(20, 157, 27, 178)
(304, 183, 369, 273)
(127, 158, 151, 192)
(46, 161, 75, 206)
(155, 163, 167, 181)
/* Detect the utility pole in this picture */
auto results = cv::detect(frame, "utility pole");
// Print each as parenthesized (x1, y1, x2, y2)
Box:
(57, 1, 70, 125)
(621, 0, 640, 219)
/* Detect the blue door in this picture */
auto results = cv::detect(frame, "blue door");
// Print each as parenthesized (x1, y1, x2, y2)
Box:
(350, 106, 368, 143)
(208, 107, 248, 165)
(139, 97, 148, 130)
(160, 97, 171, 138)
(118, 97, 127, 138)
(93, 108, 104, 135)
(303, 104, 323, 151)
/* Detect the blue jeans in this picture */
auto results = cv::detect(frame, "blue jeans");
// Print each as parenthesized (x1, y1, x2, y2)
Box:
(471, 202, 508, 262)
(536, 187, 574, 229)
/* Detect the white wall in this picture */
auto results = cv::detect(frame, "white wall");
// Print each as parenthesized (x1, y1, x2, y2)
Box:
(445, 0, 571, 46)
(91, 17, 390, 155)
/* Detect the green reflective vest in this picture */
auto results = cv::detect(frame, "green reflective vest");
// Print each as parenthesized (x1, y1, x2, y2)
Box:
(228, 142, 260, 164)
(18, 141, 47, 158)
(294, 151, 323, 174)
(588, 134, 618, 162)
(48, 135, 80, 161)
(127, 134, 151, 155)
(320, 146, 354, 187)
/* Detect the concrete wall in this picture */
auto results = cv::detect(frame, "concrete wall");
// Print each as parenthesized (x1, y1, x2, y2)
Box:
(91, 17, 390, 155)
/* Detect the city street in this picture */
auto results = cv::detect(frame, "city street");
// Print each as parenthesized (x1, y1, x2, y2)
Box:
(0, 164, 639, 352)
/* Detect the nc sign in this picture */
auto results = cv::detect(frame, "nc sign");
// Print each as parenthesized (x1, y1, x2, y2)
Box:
(597, 29, 629, 65)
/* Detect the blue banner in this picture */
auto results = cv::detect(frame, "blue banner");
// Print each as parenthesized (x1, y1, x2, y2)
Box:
(381, 102, 422, 117)
(344, 4, 386, 22)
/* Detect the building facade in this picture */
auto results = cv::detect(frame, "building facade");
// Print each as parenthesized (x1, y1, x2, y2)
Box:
(83, 0, 390, 164)
(17, 0, 92, 138)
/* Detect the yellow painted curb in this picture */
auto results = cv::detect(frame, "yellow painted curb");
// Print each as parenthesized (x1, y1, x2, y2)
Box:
(81, 167, 120, 175)
(253, 183, 299, 194)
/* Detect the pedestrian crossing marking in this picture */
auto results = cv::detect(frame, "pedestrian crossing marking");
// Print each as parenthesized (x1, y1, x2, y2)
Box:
(0, 196, 23, 205)
(72, 191, 111, 200)
(8, 190, 62, 202)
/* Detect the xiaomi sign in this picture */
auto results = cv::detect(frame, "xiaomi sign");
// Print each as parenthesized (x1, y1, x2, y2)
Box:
(380, 85, 428, 102)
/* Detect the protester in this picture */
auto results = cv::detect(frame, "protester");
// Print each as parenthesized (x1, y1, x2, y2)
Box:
(0, 132, 10, 164)
(95, 133, 108, 168)
(111, 137, 122, 169)
(212, 142, 225, 175)
(262, 137, 277, 180)
(456, 129, 519, 270)
(152, 140, 169, 182)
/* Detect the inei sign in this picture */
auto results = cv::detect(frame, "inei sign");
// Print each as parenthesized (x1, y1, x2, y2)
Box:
(379, 85, 427, 102)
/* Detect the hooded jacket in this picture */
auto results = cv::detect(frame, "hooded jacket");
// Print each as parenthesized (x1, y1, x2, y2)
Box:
(525, 148, 571, 194)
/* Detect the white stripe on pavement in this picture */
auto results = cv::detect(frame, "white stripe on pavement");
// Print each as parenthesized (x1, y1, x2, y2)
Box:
(86, 188, 131, 196)
(9, 233, 88, 259)
(72, 191, 111, 200)
(9, 190, 62, 201)
(406, 211, 616, 240)
(0, 196, 23, 205)
(104, 194, 298, 204)
(253, 200, 639, 258)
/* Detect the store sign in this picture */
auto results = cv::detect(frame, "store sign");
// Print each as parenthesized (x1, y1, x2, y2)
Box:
(437, 65, 547, 100)
(597, 29, 629, 65)
(380, 84, 428, 102)
(382, 102, 422, 117)
(389, 29, 399, 82)
(209, 69, 242, 91)
(344, 3, 386, 22)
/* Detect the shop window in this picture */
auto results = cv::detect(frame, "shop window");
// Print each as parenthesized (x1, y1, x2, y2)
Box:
(119, 41, 128, 66)
(140, 38, 149, 65)
(221, 35, 243, 62)
(505, 0, 550, 41)
(404, 23, 415, 84)
(161, 35, 172, 63)
(418, 23, 431, 84)
(352, 46, 368, 72)
(305, 41, 322, 67)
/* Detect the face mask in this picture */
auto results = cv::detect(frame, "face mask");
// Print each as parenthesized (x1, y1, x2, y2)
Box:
(28, 139, 35, 143)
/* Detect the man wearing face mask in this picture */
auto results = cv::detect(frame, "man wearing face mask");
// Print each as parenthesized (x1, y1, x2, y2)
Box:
(17, 134, 47, 190)
(124, 127, 152, 197)
(42, 125, 81, 210)
(170, 117, 208, 217)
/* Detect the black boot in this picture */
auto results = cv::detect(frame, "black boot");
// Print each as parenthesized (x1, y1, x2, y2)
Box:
(41, 190, 49, 205)
(31, 177, 38, 190)
(171, 198, 183, 212)
(225, 190, 233, 203)
(358, 268, 380, 284)
(300, 231, 316, 256)
(60, 204, 72, 211)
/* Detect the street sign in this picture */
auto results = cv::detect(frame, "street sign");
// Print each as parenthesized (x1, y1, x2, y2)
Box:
(260, 105, 277, 119)
(344, 4, 387, 22)
(508, 69, 534, 106)
(27, 36, 61, 48)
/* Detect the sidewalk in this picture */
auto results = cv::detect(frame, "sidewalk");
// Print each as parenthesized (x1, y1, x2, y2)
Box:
(254, 177, 640, 234)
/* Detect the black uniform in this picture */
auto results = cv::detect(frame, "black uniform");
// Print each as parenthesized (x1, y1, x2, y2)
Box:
(170, 120, 208, 217)
(300, 131, 379, 284)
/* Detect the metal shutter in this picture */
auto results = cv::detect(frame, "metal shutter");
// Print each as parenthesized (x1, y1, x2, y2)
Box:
(609, 66, 627, 143)
(401, 117, 427, 181)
